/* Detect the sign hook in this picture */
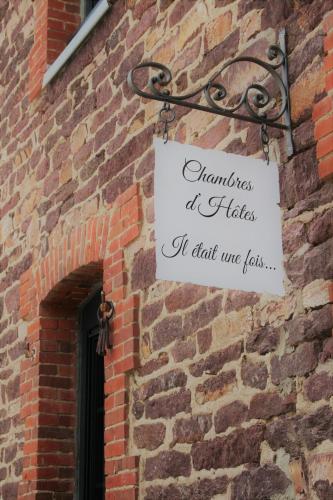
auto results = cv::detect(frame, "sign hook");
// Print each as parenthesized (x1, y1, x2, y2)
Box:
(260, 123, 270, 165)
(159, 101, 176, 143)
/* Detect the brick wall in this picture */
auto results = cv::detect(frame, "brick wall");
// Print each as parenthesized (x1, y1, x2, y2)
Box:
(0, 0, 333, 499)
(29, 0, 81, 100)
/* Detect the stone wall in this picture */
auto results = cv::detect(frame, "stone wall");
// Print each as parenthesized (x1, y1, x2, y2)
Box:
(0, 0, 333, 498)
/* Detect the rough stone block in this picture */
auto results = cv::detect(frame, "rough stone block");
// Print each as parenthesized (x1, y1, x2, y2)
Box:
(172, 414, 212, 446)
(145, 388, 191, 419)
(191, 424, 264, 470)
(215, 400, 248, 434)
(241, 358, 268, 389)
(133, 423, 165, 450)
(144, 450, 191, 480)
(231, 465, 290, 500)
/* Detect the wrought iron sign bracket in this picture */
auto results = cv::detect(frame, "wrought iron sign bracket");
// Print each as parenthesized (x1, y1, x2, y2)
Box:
(128, 29, 293, 159)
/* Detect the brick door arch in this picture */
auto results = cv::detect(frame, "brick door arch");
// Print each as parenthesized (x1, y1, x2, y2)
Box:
(18, 186, 141, 499)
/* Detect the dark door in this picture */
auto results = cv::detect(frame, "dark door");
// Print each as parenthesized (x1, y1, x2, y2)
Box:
(78, 290, 105, 499)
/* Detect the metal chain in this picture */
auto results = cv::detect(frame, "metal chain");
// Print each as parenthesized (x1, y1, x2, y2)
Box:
(159, 102, 176, 144)
(260, 123, 270, 165)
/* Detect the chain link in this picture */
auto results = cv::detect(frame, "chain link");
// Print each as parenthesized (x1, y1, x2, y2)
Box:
(260, 123, 270, 165)
(159, 102, 176, 144)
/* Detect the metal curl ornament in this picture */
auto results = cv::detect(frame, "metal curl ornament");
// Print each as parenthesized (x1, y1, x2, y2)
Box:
(127, 29, 293, 157)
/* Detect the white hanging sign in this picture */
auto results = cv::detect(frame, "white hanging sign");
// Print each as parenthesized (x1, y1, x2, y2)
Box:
(154, 138, 284, 296)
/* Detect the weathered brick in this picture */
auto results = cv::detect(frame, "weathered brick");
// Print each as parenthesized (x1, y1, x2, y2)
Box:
(304, 371, 333, 402)
(43, 170, 59, 197)
(135, 150, 154, 180)
(5, 286, 19, 315)
(173, 37, 201, 74)
(191, 424, 264, 470)
(266, 405, 333, 456)
(215, 401, 248, 434)
(133, 423, 165, 450)
(135, 368, 186, 400)
(2, 482, 18, 499)
(133, 0, 155, 19)
(145, 476, 228, 500)
(127, 5, 157, 48)
(0, 467, 6, 483)
(131, 247, 156, 292)
(286, 305, 333, 346)
(169, 0, 195, 27)
(293, 119, 315, 153)
(145, 388, 191, 419)
(171, 338, 196, 362)
(102, 165, 134, 204)
(100, 124, 154, 185)
(197, 327, 212, 354)
(290, 58, 325, 124)
(6, 375, 20, 402)
(183, 295, 222, 337)
(280, 148, 320, 209)
(248, 392, 296, 420)
(0, 417, 11, 435)
(241, 358, 268, 390)
(144, 450, 191, 480)
(196, 370, 236, 404)
(320, 336, 333, 363)
(139, 352, 169, 376)
(172, 414, 212, 446)
(191, 29, 240, 82)
(231, 465, 290, 500)
(43, 206, 61, 233)
(224, 290, 259, 313)
(4, 443, 17, 464)
(299, 405, 333, 450)
(246, 325, 280, 354)
(190, 341, 243, 377)
(292, 238, 333, 287)
(307, 209, 333, 245)
(165, 283, 206, 313)
(282, 221, 307, 254)
(271, 342, 319, 384)
(114, 41, 144, 86)
(205, 11, 233, 52)
(152, 315, 183, 351)
(289, 32, 324, 85)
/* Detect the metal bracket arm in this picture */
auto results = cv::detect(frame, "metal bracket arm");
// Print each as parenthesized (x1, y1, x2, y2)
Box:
(128, 29, 293, 156)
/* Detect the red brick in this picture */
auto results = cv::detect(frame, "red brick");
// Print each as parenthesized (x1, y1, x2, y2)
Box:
(105, 374, 127, 394)
(314, 115, 333, 140)
(105, 422, 128, 442)
(313, 96, 333, 121)
(114, 355, 139, 374)
(316, 132, 333, 158)
(120, 224, 141, 247)
(105, 406, 128, 427)
(318, 155, 333, 179)
(324, 12, 333, 34)
(325, 53, 333, 73)
(105, 440, 127, 458)
(326, 70, 333, 92)
(324, 30, 333, 53)
(107, 471, 138, 488)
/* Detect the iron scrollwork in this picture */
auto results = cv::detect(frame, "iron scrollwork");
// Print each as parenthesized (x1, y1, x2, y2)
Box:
(127, 29, 293, 156)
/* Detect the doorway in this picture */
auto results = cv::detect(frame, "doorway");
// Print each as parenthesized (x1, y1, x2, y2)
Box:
(77, 289, 105, 499)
